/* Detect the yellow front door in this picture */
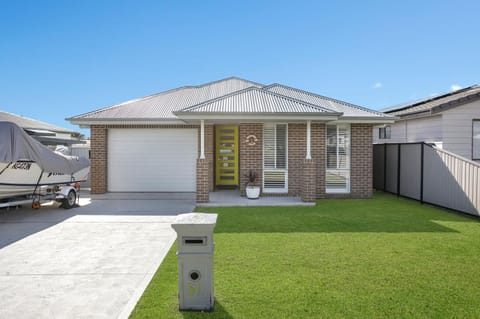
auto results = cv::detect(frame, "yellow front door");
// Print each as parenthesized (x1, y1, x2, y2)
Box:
(215, 125, 239, 186)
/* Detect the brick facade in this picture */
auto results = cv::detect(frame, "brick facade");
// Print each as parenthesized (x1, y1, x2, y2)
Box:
(349, 124, 373, 198)
(196, 159, 209, 202)
(287, 123, 306, 196)
(90, 126, 108, 194)
(239, 123, 263, 196)
(205, 125, 215, 192)
(302, 159, 317, 202)
(89, 122, 373, 201)
(312, 123, 326, 199)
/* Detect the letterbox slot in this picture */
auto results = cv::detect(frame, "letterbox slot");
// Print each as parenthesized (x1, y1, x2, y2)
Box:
(183, 236, 207, 245)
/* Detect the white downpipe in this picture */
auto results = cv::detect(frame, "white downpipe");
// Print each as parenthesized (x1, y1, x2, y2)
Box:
(200, 120, 205, 159)
(306, 120, 312, 160)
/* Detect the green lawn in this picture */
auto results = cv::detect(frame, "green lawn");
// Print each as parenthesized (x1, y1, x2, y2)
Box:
(130, 192, 480, 319)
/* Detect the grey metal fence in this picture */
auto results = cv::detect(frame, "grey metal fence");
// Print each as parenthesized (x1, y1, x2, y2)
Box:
(373, 143, 480, 216)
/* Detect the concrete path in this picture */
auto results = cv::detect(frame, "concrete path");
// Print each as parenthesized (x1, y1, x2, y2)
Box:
(0, 192, 195, 319)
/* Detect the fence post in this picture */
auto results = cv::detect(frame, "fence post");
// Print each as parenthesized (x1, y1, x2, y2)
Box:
(397, 144, 401, 196)
(420, 143, 424, 204)
(383, 143, 387, 191)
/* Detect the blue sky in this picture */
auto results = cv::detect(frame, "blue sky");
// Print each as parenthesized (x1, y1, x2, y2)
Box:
(1, 0, 479, 136)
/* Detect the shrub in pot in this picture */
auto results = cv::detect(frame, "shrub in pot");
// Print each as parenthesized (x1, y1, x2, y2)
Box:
(245, 170, 260, 199)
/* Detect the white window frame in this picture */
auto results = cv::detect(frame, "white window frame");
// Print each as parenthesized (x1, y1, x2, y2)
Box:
(263, 123, 288, 193)
(326, 124, 351, 194)
(473, 120, 480, 160)
(379, 125, 391, 139)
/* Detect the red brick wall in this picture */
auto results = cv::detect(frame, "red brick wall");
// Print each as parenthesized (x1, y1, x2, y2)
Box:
(239, 123, 263, 195)
(90, 126, 108, 194)
(350, 124, 373, 198)
(89, 122, 373, 199)
(205, 125, 214, 192)
(312, 123, 326, 198)
(288, 123, 306, 196)
(196, 159, 209, 202)
(302, 159, 317, 201)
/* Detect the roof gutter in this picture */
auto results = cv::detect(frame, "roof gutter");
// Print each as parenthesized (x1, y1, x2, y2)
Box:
(67, 118, 189, 127)
(331, 116, 397, 124)
(174, 112, 342, 122)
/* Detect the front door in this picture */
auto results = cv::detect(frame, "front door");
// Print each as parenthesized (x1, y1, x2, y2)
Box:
(215, 125, 239, 186)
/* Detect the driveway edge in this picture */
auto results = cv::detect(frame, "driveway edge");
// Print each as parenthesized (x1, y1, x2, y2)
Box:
(117, 235, 176, 319)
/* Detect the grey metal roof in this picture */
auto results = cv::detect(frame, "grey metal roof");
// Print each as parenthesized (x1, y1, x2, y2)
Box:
(264, 84, 391, 119)
(68, 76, 392, 123)
(385, 85, 480, 117)
(68, 77, 263, 120)
(0, 111, 79, 135)
(176, 87, 339, 114)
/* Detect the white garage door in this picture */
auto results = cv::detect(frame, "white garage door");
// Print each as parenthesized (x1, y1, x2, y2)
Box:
(108, 128, 198, 192)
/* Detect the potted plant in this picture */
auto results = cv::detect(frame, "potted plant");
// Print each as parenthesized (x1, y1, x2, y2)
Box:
(245, 170, 260, 199)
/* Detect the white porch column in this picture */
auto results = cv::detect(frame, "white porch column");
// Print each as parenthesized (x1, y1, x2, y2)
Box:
(200, 120, 206, 159)
(306, 120, 312, 159)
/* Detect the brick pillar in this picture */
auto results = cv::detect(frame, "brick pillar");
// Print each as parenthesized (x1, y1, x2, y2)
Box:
(196, 159, 209, 203)
(288, 123, 306, 196)
(90, 126, 107, 194)
(350, 124, 373, 198)
(239, 123, 263, 196)
(205, 125, 215, 192)
(312, 123, 326, 199)
(302, 159, 317, 202)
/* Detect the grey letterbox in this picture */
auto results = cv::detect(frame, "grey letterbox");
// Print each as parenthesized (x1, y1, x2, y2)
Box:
(171, 213, 218, 311)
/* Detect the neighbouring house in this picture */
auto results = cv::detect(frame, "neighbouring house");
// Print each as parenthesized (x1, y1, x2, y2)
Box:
(67, 77, 394, 203)
(0, 110, 86, 148)
(373, 85, 480, 161)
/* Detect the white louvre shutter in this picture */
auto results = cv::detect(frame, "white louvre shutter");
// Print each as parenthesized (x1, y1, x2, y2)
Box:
(263, 123, 288, 193)
(264, 123, 275, 169)
(326, 126, 337, 169)
(264, 171, 287, 190)
(338, 126, 349, 169)
(276, 124, 287, 169)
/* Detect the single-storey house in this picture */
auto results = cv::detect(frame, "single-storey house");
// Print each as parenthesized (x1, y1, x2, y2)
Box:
(373, 85, 480, 162)
(67, 77, 394, 202)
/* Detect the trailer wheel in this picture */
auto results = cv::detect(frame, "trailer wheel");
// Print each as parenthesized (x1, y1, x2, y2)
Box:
(62, 189, 77, 209)
(32, 201, 41, 210)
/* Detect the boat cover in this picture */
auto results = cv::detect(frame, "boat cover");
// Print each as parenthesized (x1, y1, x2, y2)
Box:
(0, 121, 90, 174)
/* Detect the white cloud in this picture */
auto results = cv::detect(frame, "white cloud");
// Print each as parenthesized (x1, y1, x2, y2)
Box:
(450, 84, 462, 91)
(372, 82, 382, 89)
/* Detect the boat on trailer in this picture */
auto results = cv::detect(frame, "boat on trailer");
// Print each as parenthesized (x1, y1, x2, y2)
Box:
(0, 121, 90, 209)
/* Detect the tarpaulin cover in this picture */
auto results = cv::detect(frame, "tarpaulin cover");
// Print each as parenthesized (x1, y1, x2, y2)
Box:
(0, 121, 90, 174)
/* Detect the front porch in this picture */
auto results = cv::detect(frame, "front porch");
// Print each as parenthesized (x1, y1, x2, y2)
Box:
(195, 121, 320, 204)
(197, 189, 315, 207)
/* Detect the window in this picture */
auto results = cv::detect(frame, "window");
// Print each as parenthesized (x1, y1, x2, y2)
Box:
(379, 125, 391, 139)
(263, 123, 288, 192)
(326, 124, 350, 193)
(473, 120, 480, 160)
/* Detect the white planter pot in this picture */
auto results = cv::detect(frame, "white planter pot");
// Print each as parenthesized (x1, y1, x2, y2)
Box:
(246, 186, 260, 199)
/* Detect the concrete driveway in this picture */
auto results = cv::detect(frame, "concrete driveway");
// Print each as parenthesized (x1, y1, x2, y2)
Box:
(0, 192, 195, 319)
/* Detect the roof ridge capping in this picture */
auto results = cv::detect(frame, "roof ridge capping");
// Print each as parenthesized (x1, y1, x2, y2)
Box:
(175, 86, 342, 114)
(265, 83, 391, 117)
(194, 76, 265, 89)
